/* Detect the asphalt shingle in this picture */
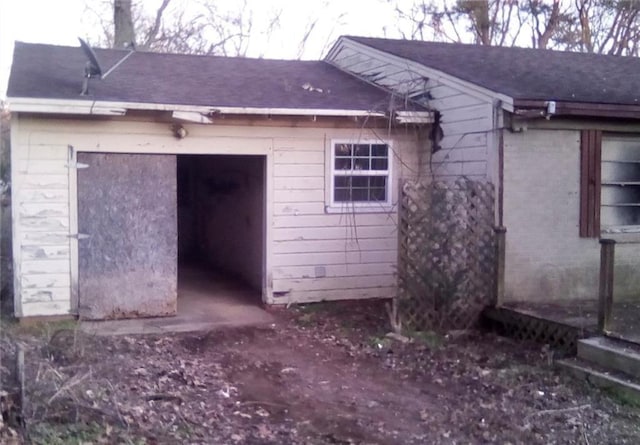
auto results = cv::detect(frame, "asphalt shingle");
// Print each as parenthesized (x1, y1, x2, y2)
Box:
(347, 36, 640, 106)
(7, 41, 397, 112)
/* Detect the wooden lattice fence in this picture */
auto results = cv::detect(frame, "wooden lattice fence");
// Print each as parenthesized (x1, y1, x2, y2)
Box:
(397, 177, 496, 331)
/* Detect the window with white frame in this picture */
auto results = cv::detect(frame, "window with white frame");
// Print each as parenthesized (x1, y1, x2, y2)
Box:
(331, 141, 391, 206)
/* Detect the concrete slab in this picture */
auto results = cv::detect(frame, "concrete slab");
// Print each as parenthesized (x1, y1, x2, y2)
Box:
(578, 336, 640, 379)
(557, 357, 640, 405)
(81, 266, 274, 336)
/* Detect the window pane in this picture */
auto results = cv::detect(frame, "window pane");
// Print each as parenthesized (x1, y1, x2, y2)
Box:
(370, 176, 387, 187)
(334, 188, 350, 202)
(352, 176, 368, 187)
(335, 144, 352, 156)
(370, 187, 387, 201)
(334, 176, 351, 187)
(352, 189, 369, 201)
(371, 144, 388, 157)
(354, 144, 370, 156)
(354, 158, 370, 170)
(335, 158, 351, 170)
(371, 158, 388, 170)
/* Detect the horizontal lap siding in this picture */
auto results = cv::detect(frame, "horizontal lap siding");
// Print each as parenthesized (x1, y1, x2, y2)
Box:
(271, 131, 421, 303)
(428, 96, 492, 180)
(13, 118, 285, 316)
(329, 42, 494, 181)
(12, 131, 71, 317)
(15, 118, 424, 310)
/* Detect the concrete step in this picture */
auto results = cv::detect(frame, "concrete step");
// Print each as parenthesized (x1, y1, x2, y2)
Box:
(556, 357, 640, 405)
(578, 336, 640, 379)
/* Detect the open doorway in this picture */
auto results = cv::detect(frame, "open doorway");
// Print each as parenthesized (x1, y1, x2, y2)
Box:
(177, 155, 265, 309)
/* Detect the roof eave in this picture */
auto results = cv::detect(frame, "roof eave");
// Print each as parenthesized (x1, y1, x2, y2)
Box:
(7, 97, 390, 119)
(335, 37, 516, 113)
(513, 99, 640, 120)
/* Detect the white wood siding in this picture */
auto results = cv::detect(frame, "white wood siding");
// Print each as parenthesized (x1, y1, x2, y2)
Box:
(12, 116, 426, 315)
(327, 40, 498, 182)
(270, 128, 422, 304)
(11, 117, 71, 317)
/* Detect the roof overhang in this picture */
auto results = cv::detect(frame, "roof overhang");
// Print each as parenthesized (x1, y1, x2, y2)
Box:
(329, 36, 516, 113)
(513, 99, 640, 120)
(6, 97, 413, 120)
(8, 97, 434, 125)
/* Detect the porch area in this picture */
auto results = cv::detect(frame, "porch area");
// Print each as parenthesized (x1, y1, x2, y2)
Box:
(485, 238, 640, 354)
(485, 299, 640, 354)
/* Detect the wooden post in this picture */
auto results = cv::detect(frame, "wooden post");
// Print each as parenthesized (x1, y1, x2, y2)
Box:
(598, 238, 615, 333)
(494, 226, 507, 306)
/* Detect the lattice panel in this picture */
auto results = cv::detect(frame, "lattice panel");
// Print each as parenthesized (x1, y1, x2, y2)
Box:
(398, 178, 496, 331)
(483, 308, 585, 356)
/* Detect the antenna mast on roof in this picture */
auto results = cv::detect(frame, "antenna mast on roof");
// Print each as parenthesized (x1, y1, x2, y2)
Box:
(78, 38, 135, 96)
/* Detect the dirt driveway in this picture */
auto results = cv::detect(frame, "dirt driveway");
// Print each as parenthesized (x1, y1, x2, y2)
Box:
(2, 301, 640, 444)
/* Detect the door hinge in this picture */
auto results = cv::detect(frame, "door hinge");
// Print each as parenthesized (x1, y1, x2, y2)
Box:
(68, 233, 91, 240)
(66, 162, 89, 169)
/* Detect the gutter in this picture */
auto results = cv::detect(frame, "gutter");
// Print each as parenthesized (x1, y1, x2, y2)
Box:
(7, 97, 392, 119)
(513, 99, 640, 120)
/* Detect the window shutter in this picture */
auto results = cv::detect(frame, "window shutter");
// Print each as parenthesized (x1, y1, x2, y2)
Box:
(580, 129, 602, 238)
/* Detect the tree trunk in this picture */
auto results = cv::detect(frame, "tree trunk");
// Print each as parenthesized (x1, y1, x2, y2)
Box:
(114, 0, 135, 49)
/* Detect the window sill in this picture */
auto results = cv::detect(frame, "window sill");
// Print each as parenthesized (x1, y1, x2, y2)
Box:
(325, 204, 395, 214)
(600, 227, 640, 243)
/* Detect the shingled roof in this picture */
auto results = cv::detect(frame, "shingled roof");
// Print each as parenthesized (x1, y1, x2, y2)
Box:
(7, 41, 399, 113)
(346, 36, 640, 107)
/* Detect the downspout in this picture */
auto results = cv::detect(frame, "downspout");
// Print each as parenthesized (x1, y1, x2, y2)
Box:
(498, 127, 504, 226)
(494, 100, 507, 306)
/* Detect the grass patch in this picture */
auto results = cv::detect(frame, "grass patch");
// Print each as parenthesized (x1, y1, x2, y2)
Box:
(368, 335, 392, 349)
(30, 421, 108, 445)
(29, 421, 147, 445)
(604, 387, 640, 408)
(408, 330, 443, 348)
(0, 317, 79, 339)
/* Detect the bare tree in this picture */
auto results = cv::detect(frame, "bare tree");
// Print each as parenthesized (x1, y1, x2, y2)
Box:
(84, 0, 262, 55)
(389, 0, 640, 55)
(390, 0, 531, 46)
(555, 0, 640, 56)
(113, 0, 135, 48)
(83, 0, 337, 58)
(522, 0, 565, 49)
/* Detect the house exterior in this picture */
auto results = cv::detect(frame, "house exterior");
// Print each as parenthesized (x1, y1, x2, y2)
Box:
(8, 36, 640, 321)
(327, 36, 640, 305)
(7, 41, 432, 319)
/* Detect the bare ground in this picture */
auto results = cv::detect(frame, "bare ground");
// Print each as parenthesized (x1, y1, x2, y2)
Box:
(2, 300, 640, 444)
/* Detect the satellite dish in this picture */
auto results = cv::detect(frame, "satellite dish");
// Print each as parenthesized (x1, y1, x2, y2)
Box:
(78, 38, 103, 95)
(77, 37, 135, 95)
(78, 37, 103, 77)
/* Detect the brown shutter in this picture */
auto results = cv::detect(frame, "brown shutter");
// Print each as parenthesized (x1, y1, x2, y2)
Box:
(580, 129, 602, 238)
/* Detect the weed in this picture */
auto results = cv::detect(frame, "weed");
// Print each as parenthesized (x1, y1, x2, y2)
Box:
(297, 302, 334, 314)
(604, 387, 640, 408)
(29, 421, 106, 445)
(409, 330, 443, 348)
(296, 312, 315, 327)
(368, 335, 391, 349)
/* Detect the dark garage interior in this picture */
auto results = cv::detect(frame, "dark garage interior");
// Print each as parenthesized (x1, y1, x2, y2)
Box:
(177, 154, 265, 304)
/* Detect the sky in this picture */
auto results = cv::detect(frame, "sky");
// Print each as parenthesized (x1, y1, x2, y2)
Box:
(0, 0, 404, 99)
